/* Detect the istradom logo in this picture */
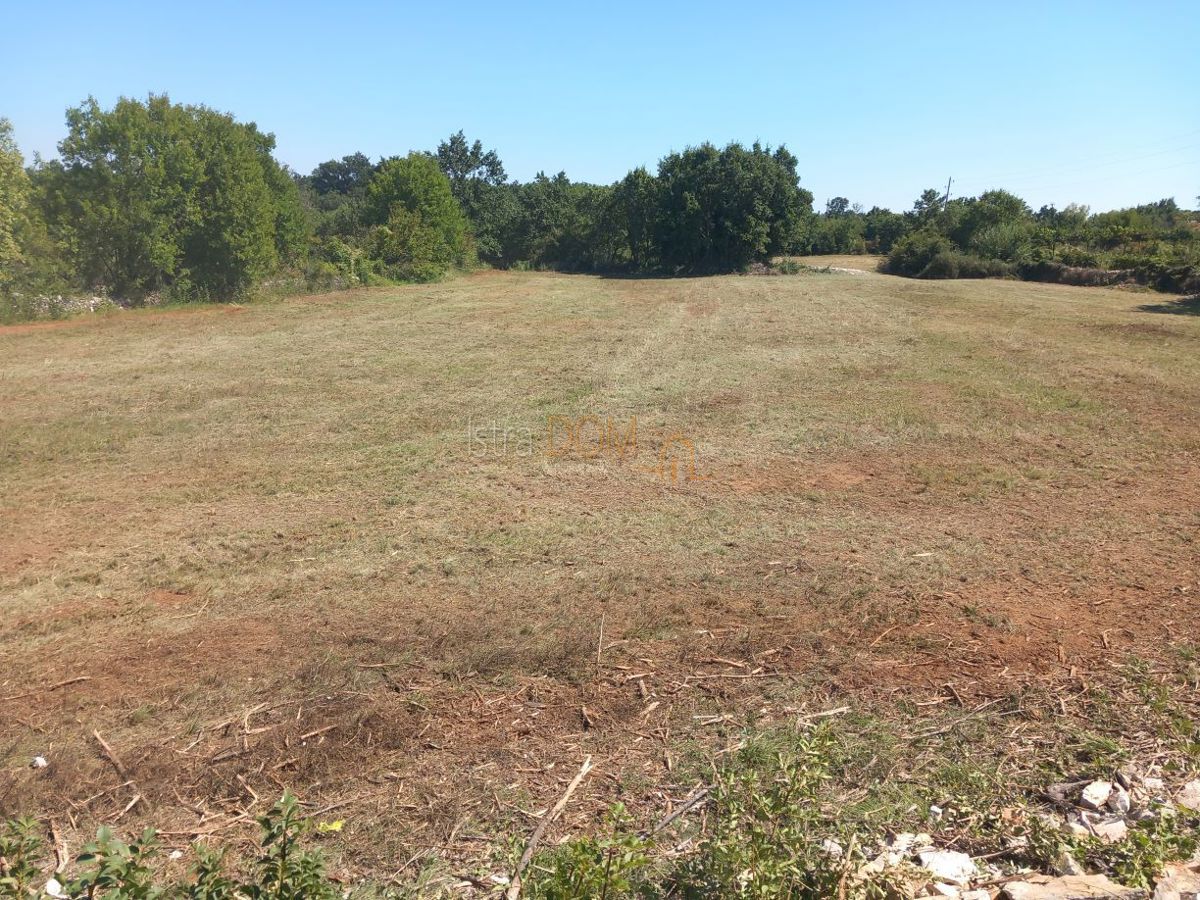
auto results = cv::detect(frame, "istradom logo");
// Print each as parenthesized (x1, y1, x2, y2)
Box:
(466, 415, 708, 483)
(546, 415, 708, 483)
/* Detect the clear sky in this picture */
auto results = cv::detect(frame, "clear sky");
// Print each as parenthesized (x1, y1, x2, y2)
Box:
(2, 0, 1197, 213)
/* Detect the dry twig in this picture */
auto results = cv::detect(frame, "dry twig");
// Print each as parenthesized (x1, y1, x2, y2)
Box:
(505, 756, 594, 900)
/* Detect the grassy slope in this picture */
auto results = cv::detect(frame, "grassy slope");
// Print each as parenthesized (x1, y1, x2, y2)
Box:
(1, 267, 1198, 877)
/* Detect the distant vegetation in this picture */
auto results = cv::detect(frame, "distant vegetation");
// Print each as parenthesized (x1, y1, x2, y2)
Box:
(879, 190, 1200, 293)
(2, 94, 1197, 320)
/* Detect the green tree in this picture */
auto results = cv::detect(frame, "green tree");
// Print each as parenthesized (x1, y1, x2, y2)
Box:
(506, 172, 596, 269)
(310, 152, 374, 196)
(824, 196, 851, 217)
(611, 166, 660, 270)
(863, 207, 909, 253)
(654, 142, 812, 272)
(0, 118, 30, 286)
(435, 131, 515, 263)
(910, 188, 945, 226)
(43, 94, 303, 301)
(365, 152, 471, 281)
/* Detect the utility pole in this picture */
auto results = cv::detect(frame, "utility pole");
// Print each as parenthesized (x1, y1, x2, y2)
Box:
(943, 176, 953, 209)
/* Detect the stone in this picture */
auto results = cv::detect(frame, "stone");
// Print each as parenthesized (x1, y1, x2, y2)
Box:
(929, 883, 961, 898)
(1092, 818, 1128, 843)
(1001, 874, 1148, 899)
(1053, 851, 1086, 876)
(1080, 781, 1113, 811)
(1152, 863, 1200, 900)
(821, 838, 844, 858)
(1176, 780, 1200, 811)
(1063, 814, 1092, 838)
(918, 850, 977, 886)
(962, 892, 991, 900)
(1048, 781, 1092, 804)
(1109, 784, 1132, 815)
(892, 832, 935, 854)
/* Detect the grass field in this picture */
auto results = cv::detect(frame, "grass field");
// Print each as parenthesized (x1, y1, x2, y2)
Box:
(2, 261, 1199, 883)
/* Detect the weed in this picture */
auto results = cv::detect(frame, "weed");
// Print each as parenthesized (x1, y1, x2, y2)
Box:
(0, 818, 43, 897)
(0, 794, 337, 900)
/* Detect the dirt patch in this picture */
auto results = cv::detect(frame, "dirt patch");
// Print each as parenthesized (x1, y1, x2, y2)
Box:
(725, 454, 906, 495)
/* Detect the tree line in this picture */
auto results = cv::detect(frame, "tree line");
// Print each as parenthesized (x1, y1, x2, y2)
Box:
(2, 94, 1197, 320)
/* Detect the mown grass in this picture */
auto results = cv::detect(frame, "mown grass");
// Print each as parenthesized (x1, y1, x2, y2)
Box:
(1, 265, 1199, 881)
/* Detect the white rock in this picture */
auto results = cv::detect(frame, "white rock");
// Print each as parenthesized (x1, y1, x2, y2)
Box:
(1141, 776, 1165, 794)
(1002, 874, 1147, 898)
(1092, 818, 1128, 843)
(1108, 784, 1131, 815)
(962, 892, 991, 900)
(30, 755, 48, 769)
(169, 849, 184, 860)
(1053, 851, 1085, 876)
(1176, 779, 1200, 811)
(45, 879, 67, 899)
(918, 849, 977, 886)
(929, 883, 961, 898)
(1063, 814, 1092, 838)
(821, 838, 844, 858)
(1153, 863, 1200, 900)
(859, 853, 888, 876)
(1080, 781, 1113, 810)
(930, 804, 945, 821)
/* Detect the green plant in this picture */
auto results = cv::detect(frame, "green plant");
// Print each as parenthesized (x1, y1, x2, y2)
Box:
(1095, 816, 1199, 889)
(525, 804, 651, 900)
(67, 827, 164, 900)
(884, 228, 953, 276)
(0, 794, 338, 900)
(243, 792, 338, 900)
(658, 727, 914, 899)
(0, 818, 43, 898)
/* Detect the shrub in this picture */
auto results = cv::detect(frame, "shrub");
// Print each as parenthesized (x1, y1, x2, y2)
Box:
(0, 793, 337, 900)
(968, 221, 1033, 263)
(884, 229, 953, 276)
(364, 153, 472, 281)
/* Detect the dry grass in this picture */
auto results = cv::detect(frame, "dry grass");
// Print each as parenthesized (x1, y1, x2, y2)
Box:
(1, 265, 1198, 878)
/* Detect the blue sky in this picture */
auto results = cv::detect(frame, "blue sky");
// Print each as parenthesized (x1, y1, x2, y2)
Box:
(1, 0, 1196, 212)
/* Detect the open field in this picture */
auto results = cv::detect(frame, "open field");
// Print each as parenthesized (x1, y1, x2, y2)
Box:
(2, 264, 1199, 883)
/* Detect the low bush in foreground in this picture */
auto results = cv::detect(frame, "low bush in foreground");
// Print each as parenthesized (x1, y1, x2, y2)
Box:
(0, 793, 338, 900)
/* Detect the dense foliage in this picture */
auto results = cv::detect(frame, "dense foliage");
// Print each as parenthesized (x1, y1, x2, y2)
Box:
(880, 189, 1199, 291)
(1, 95, 1197, 321)
(33, 96, 306, 302)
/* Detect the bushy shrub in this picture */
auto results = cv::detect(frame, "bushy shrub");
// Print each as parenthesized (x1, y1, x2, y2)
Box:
(364, 153, 472, 281)
(884, 229, 953, 276)
(968, 221, 1033, 263)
